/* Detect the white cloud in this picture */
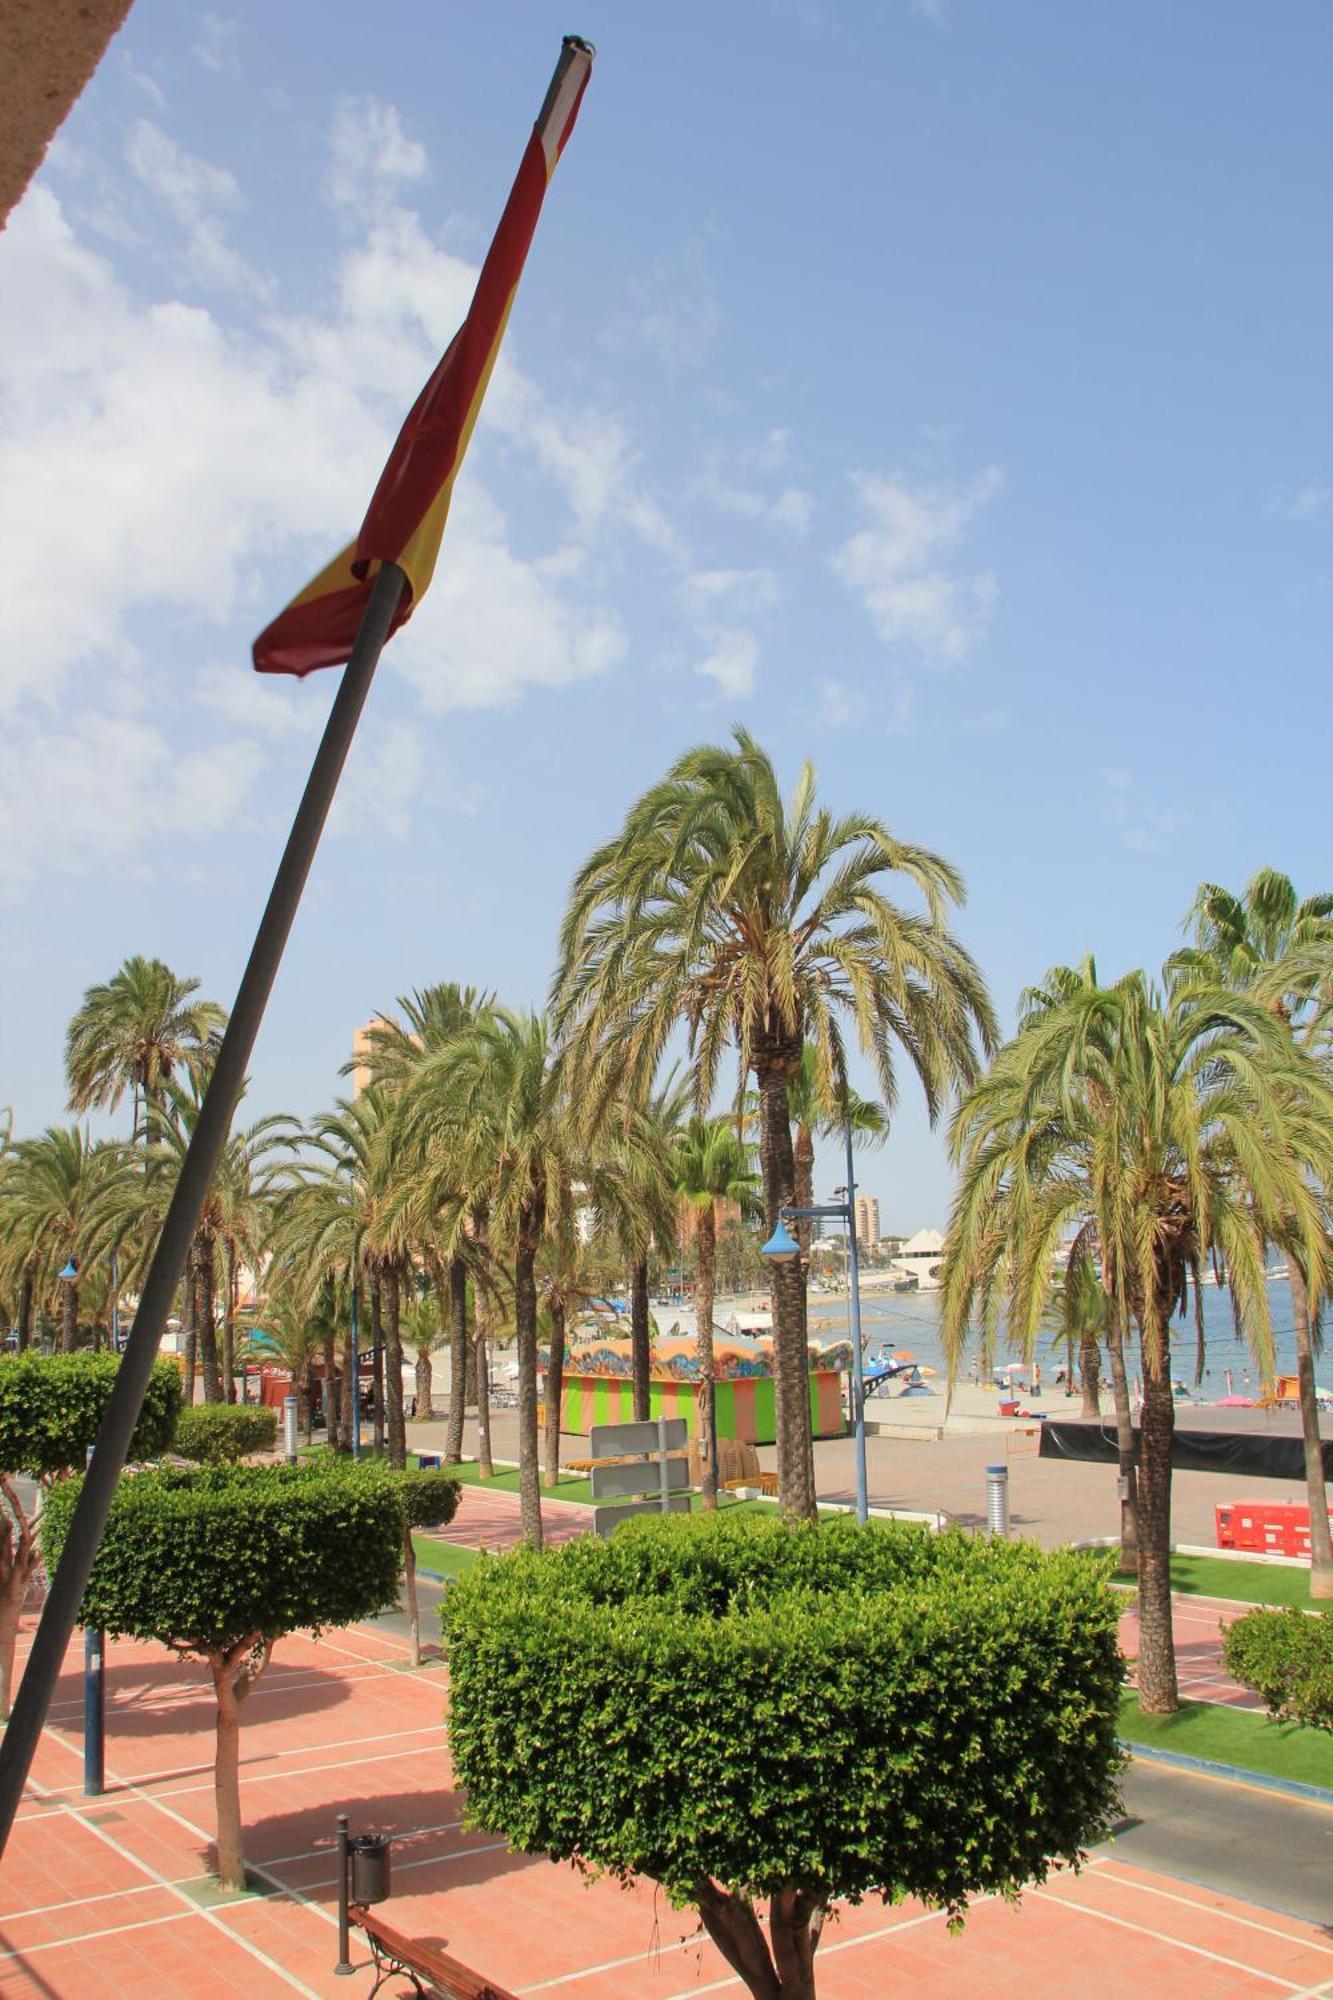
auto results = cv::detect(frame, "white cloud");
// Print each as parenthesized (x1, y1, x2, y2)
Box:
(833, 466, 1002, 662)
(193, 13, 238, 75)
(125, 120, 263, 295)
(814, 677, 867, 729)
(676, 568, 780, 620)
(694, 629, 759, 699)
(1100, 767, 1186, 854)
(698, 431, 813, 537)
(327, 99, 428, 213)
(1274, 481, 1331, 523)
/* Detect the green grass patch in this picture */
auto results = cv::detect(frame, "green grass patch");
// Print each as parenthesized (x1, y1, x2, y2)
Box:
(1167, 1552, 1329, 1610)
(412, 1534, 479, 1578)
(1119, 1691, 1333, 1788)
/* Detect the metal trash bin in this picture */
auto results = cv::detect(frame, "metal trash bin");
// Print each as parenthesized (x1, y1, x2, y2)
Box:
(350, 1832, 391, 1904)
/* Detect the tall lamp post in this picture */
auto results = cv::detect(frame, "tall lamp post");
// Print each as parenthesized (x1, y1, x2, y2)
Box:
(759, 1114, 868, 1525)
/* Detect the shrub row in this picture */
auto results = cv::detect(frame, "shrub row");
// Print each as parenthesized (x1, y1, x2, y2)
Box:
(0, 1353, 181, 1476)
(173, 1404, 279, 1464)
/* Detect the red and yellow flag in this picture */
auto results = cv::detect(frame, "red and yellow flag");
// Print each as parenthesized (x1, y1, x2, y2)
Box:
(253, 38, 594, 677)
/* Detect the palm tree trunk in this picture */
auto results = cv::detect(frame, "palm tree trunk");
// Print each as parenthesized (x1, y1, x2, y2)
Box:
(197, 1236, 222, 1403)
(383, 1264, 406, 1469)
(414, 1349, 432, 1422)
(182, 1260, 197, 1407)
(793, 1123, 815, 1255)
(630, 1256, 651, 1422)
(544, 1300, 566, 1488)
(1288, 1252, 1333, 1597)
(696, 1205, 719, 1507)
(222, 1243, 237, 1404)
(1079, 1333, 1102, 1417)
(297, 1362, 313, 1442)
(16, 1270, 32, 1355)
(515, 1205, 543, 1549)
(370, 1271, 385, 1454)
(446, 1255, 468, 1462)
(754, 1053, 815, 1522)
(1135, 1308, 1179, 1715)
(1104, 1296, 1138, 1572)
(475, 1301, 493, 1479)
(323, 1323, 342, 1450)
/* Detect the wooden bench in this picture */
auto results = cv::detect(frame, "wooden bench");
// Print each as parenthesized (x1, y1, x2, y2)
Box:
(350, 1903, 521, 2000)
(724, 1471, 779, 1497)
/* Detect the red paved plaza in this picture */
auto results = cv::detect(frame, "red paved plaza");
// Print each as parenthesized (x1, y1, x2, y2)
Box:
(2, 1488, 1330, 1997)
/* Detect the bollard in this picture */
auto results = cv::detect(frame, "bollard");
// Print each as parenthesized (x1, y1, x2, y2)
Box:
(985, 1463, 1010, 1538)
(283, 1394, 299, 1463)
(334, 1812, 353, 1975)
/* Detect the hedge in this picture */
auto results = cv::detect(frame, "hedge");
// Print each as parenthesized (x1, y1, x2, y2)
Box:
(41, 1460, 404, 1649)
(1223, 1606, 1333, 1734)
(443, 1512, 1125, 1920)
(174, 1404, 279, 1464)
(0, 1353, 181, 1477)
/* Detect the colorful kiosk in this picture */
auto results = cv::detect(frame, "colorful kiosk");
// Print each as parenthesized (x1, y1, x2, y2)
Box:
(554, 1330, 847, 1444)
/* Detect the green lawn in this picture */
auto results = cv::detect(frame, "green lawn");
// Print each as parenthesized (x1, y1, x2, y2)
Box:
(1167, 1552, 1329, 1610)
(411, 1534, 479, 1578)
(1119, 1691, 1333, 1789)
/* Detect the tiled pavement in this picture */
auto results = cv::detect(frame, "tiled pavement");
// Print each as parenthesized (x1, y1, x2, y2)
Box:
(2, 1488, 1329, 1997)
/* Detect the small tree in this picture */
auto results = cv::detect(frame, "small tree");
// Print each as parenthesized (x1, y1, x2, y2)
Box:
(43, 1462, 403, 1890)
(396, 1465, 462, 1665)
(444, 1513, 1124, 2000)
(1223, 1607, 1333, 1733)
(0, 1352, 180, 1716)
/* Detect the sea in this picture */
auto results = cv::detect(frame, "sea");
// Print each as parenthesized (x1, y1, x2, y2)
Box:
(808, 1274, 1314, 1400)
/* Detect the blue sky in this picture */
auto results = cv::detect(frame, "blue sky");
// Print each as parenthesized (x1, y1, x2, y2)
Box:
(2, 1, 1329, 1227)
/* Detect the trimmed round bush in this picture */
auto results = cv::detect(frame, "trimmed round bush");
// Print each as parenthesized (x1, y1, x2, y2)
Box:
(0, 1353, 181, 1477)
(444, 1511, 1124, 1974)
(394, 1465, 463, 1532)
(1223, 1606, 1333, 1733)
(173, 1403, 279, 1464)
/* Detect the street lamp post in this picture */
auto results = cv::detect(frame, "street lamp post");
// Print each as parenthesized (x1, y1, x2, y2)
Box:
(759, 1114, 869, 1525)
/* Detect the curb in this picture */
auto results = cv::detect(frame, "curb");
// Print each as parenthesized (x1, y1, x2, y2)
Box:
(1123, 1740, 1333, 1804)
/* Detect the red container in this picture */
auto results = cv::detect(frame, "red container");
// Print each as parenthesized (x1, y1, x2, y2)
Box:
(1216, 1500, 1333, 1557)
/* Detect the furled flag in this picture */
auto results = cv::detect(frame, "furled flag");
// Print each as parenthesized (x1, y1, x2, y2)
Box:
(253, 37, 594, 677)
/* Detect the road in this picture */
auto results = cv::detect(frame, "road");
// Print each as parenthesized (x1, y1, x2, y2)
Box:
(1101, 1760, 1333, 1928)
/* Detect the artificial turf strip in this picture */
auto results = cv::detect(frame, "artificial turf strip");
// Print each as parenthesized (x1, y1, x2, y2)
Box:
(1166, 1552, 1329, 1611)
(1119, 1692, 1333, 1789)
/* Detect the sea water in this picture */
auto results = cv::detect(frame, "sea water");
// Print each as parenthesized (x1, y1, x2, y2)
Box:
(812, 1275, 1311, 1399)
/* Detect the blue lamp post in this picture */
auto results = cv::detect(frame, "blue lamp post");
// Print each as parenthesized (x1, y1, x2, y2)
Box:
(760, 1113, 869, 1525)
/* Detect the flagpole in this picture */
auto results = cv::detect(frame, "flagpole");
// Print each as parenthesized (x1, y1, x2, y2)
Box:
(0, 561, 407, 1860)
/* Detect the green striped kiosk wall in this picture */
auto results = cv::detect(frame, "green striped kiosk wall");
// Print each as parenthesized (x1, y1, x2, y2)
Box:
(560, 1371, 844, 1445)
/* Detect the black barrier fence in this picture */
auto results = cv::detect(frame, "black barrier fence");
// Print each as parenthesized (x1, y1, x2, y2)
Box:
(1039, 1420, 1333, 1481)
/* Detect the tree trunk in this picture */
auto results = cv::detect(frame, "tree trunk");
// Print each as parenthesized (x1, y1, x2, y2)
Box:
(755, 1053, 815, 1522)
(222, 1244, 237, 1404)
(297, 1363, 313, 1443)
(340, 1295, 356, 1453)
(1288, 1251, 1333, 1597)
(403, 1527, 421, 1669)
(630, 1257, 651, 1423)
(515, 1208, 543, 1549)
(321, 1322, 341, 1451)
(475, 1296, 493, 1479)
(1104, 1297, 1138, 1573)
(414, 1350, 432, 1424)
(693, 1881, 824, 2000)
(696, 1206, 719, 1508)
(209, 1636, 270, 1892)
(464, 1321, 478, 1405)
(383, 1264, 406, 1469)
(1135, 1324, 1179, 1714)
(197, 1235, 221, 1404)
(61, 1276, 79, 1353)
(182, 1262, 197, 1407)
(16, 1270, 32, 1355)
(544, 1300, 566, 1488)
(370, 1272, 385, 1455)
(793, 1123, 815, 1256)
(0, 1478, 39, 1722)
(446, 1254, 468, 1462)
(1079, 1333, 1102, 1418)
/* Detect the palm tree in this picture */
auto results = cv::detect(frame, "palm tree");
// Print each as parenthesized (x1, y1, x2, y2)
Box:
(783, 1047, 887, 1260)
(0, 1127, 124, 1349)
(554, 728, 996, 1520)
(943, 967, 1333, 1712)
(1172, 870, 1333, 1597)
(588, 1068, 690, 1421)
(65, 956, 226, 1146)
(672, 1118, 760, 1505)
(401, 1009, 574, 1546)
(353, 984, 492, 1462)
(401, 1283, 446, 1422)
(536, 1231, 619, 1488)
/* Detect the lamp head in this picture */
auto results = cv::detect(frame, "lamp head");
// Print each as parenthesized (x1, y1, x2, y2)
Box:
(59, 1258, 79, 1282)
(760, 1219, 801, 1265)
